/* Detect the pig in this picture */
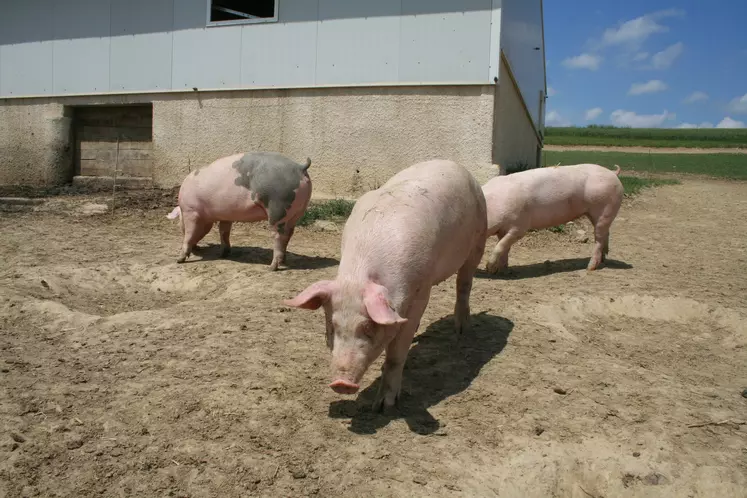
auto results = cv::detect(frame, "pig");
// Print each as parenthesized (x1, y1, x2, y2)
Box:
(166, 151, 312, 270)
(482, 163, 624, 273)
(283, 159, 487, 412)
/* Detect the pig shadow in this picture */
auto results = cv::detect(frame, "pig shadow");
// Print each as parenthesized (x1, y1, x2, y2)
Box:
(328, 312, 513, 435)
(475, 257, 633, 281)
(190, 243, 339, 270)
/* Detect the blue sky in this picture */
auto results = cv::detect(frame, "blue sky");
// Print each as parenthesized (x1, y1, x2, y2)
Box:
(543, 1, 747, 128)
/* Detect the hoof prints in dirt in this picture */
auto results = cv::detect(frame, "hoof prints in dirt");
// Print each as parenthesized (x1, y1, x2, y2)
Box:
(329, 312, 513, 435)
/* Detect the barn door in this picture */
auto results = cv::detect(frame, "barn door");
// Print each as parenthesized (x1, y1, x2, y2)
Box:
(74, 104, 153, 178)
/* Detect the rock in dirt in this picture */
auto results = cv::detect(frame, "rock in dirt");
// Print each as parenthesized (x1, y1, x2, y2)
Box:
(741, 388, 747, 399)
(66, 436, 84, 450)
(10, 432, 26, 443)
(290, 468, 307, 479)
(633, 451, 641, 457)
(313, 220, 340, 232)
(553, 387, 568, 395)
(642, 473, 669, 486)
(412, 477, 428, 485)
(80, 203, 108, 216)
(1, 440, 19, 452)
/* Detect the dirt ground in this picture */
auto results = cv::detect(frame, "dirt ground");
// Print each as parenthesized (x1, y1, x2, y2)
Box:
(1, 178, 746, 498)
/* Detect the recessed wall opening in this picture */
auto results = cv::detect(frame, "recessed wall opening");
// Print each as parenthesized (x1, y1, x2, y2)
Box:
(209, 0, 277, 23)
(72, 104, 154, 180)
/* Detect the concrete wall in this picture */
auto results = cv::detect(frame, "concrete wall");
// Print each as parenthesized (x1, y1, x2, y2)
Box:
(0, 102, 73, 185)
(0, 0, 500, 98)
(493, 57, 541, 172)
(0, 85, 497, 195)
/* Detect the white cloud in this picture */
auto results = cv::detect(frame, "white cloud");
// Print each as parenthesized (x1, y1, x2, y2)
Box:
(651, 42, 684, 69)
(683, 91, 709, 104)
(678, 121, 713, 129)
(547, 86, 557, 97)
(610, 109, 675, 128)
(628, 79, 668, 95)
(726, 93, 747, 114)
(633, 52, 650, 61)
(545, 110, 571, 127)
(562, 53, 602, 71)
(585, 107, 603, 121)
(600, 9, 684, 48)
(716, 117, 746, 128)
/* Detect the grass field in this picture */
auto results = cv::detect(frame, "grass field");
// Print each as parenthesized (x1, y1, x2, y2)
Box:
(544, 126, 747, 149)
(544, 150, 747, 180)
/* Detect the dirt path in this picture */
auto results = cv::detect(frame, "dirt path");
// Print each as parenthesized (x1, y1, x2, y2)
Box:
(1, 180, 745, 497)
(545, 144, 747, 154)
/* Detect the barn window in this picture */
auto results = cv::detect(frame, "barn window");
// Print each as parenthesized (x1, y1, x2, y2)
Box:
(208, 1, 278, 25)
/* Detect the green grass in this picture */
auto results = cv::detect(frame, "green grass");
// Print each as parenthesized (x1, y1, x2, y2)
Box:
(297, 198, 356, 227)
(543, 150, 747, 180)
(545, 126, 747, 149)
(619, 176, 680, 197)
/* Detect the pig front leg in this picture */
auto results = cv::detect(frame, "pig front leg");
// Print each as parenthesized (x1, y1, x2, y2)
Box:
(218, 221, 233, 257)
(269, 221, 296, 271)
(373, 291, 431, 413)
(485, 227, 525, 274)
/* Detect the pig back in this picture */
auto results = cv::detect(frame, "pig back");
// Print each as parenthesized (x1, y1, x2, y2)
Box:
(339, 160, 487, 292)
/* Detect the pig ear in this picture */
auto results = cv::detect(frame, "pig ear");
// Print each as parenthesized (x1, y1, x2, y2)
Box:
(284, 280, 336, 310)
(363, 283, 408, 326)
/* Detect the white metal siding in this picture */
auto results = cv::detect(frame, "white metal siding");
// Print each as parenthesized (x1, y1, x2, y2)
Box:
(499, 0, 546, 129)
(0, 0, 503, 98)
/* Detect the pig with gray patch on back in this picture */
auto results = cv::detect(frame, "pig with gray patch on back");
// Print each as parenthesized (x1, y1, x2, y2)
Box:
(166, 151, 312, 270)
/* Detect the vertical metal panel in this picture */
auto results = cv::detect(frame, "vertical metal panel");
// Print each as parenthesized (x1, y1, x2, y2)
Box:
(52, 0, 111, 94)
(172, 27, 242, 89)
(110, 0, 174, 91)
(399, 0, 492, 83)
(488, 0, 502, 82)
(315, 0, 401, 85)
(240, 0, 317, 87)
(0, 43, 54, 96)
(0, 0, 54, 96)
(500, 0, 545, 127)
(173, 0, 211, 30)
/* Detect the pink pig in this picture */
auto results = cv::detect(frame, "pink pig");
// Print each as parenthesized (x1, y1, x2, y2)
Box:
(167, 151, 312, 270)
(284, 159, 487, 411)
(482, 163, 624, 273)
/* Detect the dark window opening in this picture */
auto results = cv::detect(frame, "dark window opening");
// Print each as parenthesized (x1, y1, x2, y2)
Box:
(210, 1, 276, 22)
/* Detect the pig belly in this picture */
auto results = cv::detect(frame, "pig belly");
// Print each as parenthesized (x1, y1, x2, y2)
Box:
(185, 186, 268, 223)
(526, 198, 587, 230)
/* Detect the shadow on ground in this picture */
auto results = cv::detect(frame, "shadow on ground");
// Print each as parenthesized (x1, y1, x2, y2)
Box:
(188, 243, 339, 270)
(328, 312, 513, 435)
(475, 257, 633, 280)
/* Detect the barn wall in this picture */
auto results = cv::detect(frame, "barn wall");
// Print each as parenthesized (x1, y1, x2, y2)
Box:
(0, 85, 497, 195)
(0, 0, 500, 98)
(493, 57, 541, 172)
(499, 0, 546, 130)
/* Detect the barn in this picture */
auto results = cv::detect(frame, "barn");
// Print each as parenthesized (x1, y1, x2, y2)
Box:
(0, 0, 547, 195)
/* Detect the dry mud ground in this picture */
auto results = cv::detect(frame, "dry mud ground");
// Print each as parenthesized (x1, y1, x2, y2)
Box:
(1, 179, 746, 498)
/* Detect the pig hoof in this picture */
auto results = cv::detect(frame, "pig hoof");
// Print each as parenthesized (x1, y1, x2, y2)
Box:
(372, 398, 399, 415)
(176, 255, 187, 264)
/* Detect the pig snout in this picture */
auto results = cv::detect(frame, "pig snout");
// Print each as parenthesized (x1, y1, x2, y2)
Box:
(329, 379, 360, 395)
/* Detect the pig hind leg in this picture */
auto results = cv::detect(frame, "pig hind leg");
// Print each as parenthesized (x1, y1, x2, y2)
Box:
(268, 221, 296, 271)
(486, 227, 526, 274)
(373, 290, 431, 413)
(586, 201, 621, 271)
(177, 213, 213, 263)
(218, 221, 233, 257)
(455, 237, 486, 335)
